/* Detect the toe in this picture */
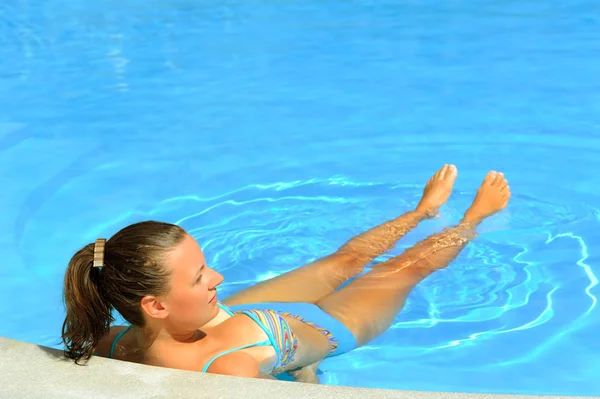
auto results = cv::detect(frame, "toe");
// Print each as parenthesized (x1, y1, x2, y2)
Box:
(484, 171, 497, 184)
(493, 172, 505, 185)
(438, 164, 448, 179)
(446, 164, 458, 180)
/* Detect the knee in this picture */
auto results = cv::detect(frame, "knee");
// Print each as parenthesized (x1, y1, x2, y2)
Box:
(333, 251, 368, 274)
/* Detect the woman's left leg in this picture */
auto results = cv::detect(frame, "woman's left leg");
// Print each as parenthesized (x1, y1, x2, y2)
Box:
(222, 165, 458, 306)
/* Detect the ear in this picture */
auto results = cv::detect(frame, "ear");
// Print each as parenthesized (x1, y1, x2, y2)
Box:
(140, 295, 169, 320)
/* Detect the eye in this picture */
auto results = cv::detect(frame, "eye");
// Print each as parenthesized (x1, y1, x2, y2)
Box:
(195, 275, 202, 284)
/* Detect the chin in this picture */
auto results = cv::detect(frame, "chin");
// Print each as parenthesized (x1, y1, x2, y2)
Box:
(202, 305, 220, 323)
(210, 303, 220, 316)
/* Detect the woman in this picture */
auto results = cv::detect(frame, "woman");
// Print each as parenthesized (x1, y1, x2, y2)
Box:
(61, 165, 511, 382)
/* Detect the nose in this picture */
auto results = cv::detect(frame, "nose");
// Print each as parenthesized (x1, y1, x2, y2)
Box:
(208, 268, 224, 289)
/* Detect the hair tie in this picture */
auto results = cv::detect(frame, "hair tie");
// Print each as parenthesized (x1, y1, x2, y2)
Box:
(93, 238, 106, 268)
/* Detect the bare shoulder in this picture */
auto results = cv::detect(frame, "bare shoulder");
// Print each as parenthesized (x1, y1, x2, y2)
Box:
(94, 326, 129, 358)
(204, 351, 261, 378)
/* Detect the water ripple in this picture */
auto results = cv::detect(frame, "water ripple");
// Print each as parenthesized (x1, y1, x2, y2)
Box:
(547, 232, 597, 316)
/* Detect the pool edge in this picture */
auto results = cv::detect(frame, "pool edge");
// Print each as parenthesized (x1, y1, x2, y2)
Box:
(0, 336, 591, 399)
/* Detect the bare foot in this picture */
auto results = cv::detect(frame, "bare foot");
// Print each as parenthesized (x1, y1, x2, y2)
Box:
(415, 164, 458, 217)
(462, 171, 511, 224)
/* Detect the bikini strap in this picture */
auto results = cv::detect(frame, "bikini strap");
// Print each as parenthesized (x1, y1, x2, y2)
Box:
(217, 301, 236, 316)
(109, 326, 132, 359)
(238, 310, 282, 359)
(201, 341, 271, 373)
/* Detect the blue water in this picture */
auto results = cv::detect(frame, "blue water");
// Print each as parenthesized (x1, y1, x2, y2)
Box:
(1, 0, 599, 395)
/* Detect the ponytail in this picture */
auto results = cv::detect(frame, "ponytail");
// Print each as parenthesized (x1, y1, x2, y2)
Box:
(61, 221, 186, 364)
(61, 244, 113, 364)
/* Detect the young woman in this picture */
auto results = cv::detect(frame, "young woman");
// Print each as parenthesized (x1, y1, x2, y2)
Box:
(61, 165, 510, 382)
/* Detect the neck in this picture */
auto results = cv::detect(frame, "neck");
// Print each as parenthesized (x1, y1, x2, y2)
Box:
(136, 321, 204, 350)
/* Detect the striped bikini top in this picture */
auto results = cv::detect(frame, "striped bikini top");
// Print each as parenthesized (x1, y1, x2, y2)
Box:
(201, 302, 298, 374)
(109, 302, 299, 375)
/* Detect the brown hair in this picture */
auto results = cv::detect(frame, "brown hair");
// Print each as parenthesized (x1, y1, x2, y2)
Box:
(61, 220, 187, 364)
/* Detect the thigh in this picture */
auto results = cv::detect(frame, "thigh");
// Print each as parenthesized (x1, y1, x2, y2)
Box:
(316, 259, 427, 346)
(317, 222, 473, 346)
(222, 252, 363, 306)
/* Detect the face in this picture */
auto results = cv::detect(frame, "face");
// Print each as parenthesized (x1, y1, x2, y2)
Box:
(158, 234, 224, 330)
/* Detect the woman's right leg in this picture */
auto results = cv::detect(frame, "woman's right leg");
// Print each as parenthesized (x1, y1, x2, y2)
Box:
(317, 171, 511, 346)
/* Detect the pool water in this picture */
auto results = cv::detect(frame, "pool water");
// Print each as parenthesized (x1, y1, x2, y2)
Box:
(1, 0, 599, 395)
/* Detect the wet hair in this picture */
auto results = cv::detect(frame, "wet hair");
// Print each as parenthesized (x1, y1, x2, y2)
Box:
(61, 220, 187, 364)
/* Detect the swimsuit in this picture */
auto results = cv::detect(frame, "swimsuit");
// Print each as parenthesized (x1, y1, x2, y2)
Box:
(202, 304, 298, 374)
(227, 302, 357, 357)
(109, 301, 357, 375)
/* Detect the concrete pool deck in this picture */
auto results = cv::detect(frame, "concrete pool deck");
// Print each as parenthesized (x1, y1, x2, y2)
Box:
(0, 336, 591, 399)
